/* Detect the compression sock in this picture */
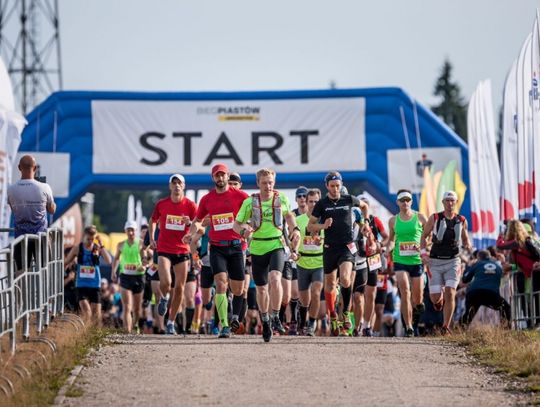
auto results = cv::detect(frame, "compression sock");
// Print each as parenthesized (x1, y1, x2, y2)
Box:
(232, 295, 244, 320)
(279, 303, 287, 323)
(340, 286, 352, 313)
(215, 293, 229, 327)
(239, 297, 248, 322)
(289, 298, 299, 323)
(324, 290, 337, 317)
(299, 305, 309, 329)
(185, 307, 195, 332)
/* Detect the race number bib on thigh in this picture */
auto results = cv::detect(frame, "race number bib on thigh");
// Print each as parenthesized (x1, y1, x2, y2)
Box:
(367, 253, 382, 270)
(165, 214, 186, 231)
(80, 266, 95, 279)
(211, 213, 234, 231)
(399, 241, 419, 256)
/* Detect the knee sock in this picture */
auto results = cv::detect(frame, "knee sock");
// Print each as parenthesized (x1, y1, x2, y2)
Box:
(215, 293, 229, 327)
(213, 306, 219, 328)
(299, 305, 308, 329)
(325, 290, 337, 317)
(279, 303, 288, 323)
(239, 297, 248, 322)
(232, 295, 244, 319)
(289, 298, 299, 323)
(185, 307, 195, 331)
(341, 286, 352, 314)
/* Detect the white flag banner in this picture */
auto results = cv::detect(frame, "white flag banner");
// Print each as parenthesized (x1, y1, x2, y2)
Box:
(468, 89, 483, 246)
(500, 60, 519, 221)
(532, 12, 540, 232)
(516, 33, 534, 218)
(91, 98, 366, 175)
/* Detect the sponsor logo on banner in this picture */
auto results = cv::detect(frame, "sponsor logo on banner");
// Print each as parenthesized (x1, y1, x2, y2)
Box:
(91, 98, 366, 174)
(387, 147, 462, 194)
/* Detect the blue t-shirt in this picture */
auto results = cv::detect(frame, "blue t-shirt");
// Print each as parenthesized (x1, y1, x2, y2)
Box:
(75, 245, 101, 289)
(462, 260, 503, 294)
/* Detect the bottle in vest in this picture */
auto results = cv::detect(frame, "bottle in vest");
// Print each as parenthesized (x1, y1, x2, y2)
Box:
(429, 212, 465, 259)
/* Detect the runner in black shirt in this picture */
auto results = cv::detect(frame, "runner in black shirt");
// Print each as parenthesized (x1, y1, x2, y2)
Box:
(308, 171, 367, 336)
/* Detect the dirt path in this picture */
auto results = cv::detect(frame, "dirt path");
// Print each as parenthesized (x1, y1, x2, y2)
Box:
(63, 335, 519, 406)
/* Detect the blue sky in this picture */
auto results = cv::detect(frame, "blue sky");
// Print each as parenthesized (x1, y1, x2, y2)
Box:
(59, 1, 539, 109)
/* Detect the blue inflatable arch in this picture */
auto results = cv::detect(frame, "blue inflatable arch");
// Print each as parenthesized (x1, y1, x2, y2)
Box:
(19, 88, 469, 220)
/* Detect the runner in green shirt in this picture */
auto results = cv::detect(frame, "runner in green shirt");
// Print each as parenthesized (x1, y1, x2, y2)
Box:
(234, 168, 300, 342)
(296, 188, 324, 336)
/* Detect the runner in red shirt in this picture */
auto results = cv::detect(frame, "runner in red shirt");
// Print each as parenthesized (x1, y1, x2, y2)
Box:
(185, 164, 248, 338)
(149, 173, 197, 335)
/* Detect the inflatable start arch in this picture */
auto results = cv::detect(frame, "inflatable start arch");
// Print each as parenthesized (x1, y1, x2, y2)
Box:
(18, 88, 469, 220)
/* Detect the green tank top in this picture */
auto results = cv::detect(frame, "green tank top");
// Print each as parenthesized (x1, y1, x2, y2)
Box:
(296, 214, 323, 270)
(393, 212, 422, 265)
(119, 238, 143, 275)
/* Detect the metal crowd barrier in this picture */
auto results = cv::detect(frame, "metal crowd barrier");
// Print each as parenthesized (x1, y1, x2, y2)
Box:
(0, 228, 64, 355)
(510, 269, 540, 330)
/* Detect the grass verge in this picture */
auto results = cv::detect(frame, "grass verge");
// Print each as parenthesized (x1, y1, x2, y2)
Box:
(1, 321, 112, 407)
(450, 327, 540, 400)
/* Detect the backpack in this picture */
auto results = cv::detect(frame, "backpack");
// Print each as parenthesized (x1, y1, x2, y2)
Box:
(524, 237, 540, 261)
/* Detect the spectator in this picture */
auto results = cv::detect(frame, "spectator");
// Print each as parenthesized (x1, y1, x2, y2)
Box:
(461, 250, 511, 328)
(7, 154, 56, 271)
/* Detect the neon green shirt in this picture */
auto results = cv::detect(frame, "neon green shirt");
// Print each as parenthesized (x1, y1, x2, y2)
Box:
(392, 212, 422, 265)
(296, 213, 323, 269)
(236, 192, 291, 256)
(119, 238, 143, 275)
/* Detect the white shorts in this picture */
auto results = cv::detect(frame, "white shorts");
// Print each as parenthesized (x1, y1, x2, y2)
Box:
(428, 257, 461, 293)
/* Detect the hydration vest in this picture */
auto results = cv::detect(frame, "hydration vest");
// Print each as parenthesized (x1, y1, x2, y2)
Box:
(251, 191, 283, 232)
(430, 212, 465, 259)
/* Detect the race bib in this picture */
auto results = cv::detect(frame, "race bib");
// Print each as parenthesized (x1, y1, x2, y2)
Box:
(376, 274, 386, 288)
(165, 214, 186, 231)
(80, 266, 95, 279)
(147, 264, 158, 276)
(303, 236, 321, 251)
(347, 242, 358, 255)
(211, 213, 234, 231)
(367, 254, 382, 270)
(399, 241, 419, 256)
(123, 264, 139, 275)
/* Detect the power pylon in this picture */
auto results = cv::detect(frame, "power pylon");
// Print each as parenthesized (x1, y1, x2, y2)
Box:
(0, 0, 62, 114)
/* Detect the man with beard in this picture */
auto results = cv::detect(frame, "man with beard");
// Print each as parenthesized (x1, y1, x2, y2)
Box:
(185, 164, 249, 338)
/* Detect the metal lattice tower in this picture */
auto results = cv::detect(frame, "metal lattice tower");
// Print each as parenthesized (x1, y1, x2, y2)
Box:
(0, 0, 62, 114)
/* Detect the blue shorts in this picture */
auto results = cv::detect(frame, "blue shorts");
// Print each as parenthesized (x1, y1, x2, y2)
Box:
(393, 262, 423, 278)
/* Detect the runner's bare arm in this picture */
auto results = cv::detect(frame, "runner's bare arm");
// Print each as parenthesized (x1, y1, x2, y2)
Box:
(461, 219, 472, 252)
(111, 242, 123, 282)
(386, 216, 396, 253)
(233, 220, 253, 240)
(420, 215, 435, 252)
(285, 212, 301, 253)
(64, 245, 79, 270)
(307, 214, 331, 234)
(148, 221, 157, 249)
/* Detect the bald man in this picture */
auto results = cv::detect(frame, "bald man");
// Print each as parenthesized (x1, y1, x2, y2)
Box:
(8, 155, 55, 270)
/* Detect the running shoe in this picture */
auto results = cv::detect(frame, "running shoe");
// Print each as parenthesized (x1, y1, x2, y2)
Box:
(262, 320, 272, 342)
(440, 326, 452, 336)
(288, 321, 298, 336)
(404, 327, 414, 337)
(166, 322, 176, 335)
(211, 326, 220, 335)
(230, 316, 241, 333)
(306, 322, 316, 337)
(352, 328, 360, 337)
(219, 326, 231, 338)
(272, 316, 287, 335)
(339, 325, 351, 336)
(362, 327, 373, 337)
(157, 296, 169, 317)
(342, 312, 352, 330)
(330, 317, 340, 337)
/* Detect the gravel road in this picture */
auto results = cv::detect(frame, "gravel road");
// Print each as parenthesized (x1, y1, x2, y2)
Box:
(64, 334, 520, 406)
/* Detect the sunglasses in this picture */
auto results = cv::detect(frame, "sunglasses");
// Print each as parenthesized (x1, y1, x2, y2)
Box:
(307, 200, 319, 204)
(296, 194, 307, 199)
(399, 198, 412, 203)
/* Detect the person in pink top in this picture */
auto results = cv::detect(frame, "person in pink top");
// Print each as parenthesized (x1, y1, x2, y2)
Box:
(149, 173, 197, 335)
(185, 164, 249, 338)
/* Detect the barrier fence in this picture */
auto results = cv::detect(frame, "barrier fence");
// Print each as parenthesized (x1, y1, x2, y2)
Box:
(510, 269, 540, 330)
(0, 228, 64, 355)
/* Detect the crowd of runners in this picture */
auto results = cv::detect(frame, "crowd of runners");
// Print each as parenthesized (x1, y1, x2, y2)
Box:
(64, 165, 540, 340)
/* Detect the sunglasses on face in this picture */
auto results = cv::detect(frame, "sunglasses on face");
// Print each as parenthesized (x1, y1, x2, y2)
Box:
(296, 194, 307, 199)
(399, 198, 411, 203)
(307, 200, 318, 204)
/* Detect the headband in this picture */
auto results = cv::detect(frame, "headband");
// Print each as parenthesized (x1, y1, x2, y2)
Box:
(325, 173, 343, 184)
(397, 191, 412, 200)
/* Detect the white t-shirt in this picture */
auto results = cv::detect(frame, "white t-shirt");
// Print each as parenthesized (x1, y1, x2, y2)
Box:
(7, 179, 54, 236)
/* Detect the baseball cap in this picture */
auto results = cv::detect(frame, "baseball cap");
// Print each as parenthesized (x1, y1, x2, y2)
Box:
(211, 163, 229, 176)
(124, 220, 138, 231)
(295, 186, 308, 197)
(443, 190, 458, 201)
(229, 172, 242, 183)
(100, 278, 108, 285)
(169, 173, 185, 184)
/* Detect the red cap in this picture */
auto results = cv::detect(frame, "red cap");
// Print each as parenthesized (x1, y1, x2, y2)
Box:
(211, 163, 229, 176)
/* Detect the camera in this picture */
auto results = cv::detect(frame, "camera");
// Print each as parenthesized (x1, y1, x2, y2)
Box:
(34, 164, 47, 183)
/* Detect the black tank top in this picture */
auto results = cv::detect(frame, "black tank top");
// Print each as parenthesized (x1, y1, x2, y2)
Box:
(429, 212, 464, 259)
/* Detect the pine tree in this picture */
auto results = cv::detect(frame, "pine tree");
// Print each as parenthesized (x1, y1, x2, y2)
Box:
(431, 59, 468, 141)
